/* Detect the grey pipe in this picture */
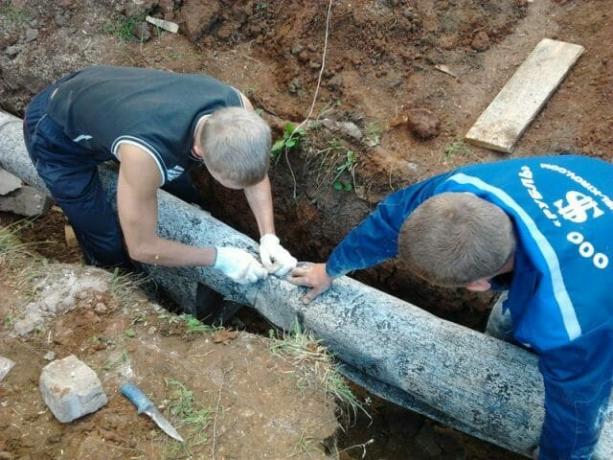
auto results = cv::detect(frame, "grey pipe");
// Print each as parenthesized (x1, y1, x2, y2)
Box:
(1, 110, 611, 457)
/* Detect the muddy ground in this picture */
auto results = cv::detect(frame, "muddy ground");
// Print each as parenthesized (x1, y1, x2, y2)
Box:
(1, 0, 611, 458)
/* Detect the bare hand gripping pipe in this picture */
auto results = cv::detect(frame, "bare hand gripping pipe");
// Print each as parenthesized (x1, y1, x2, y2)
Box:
(1, 110, 611, 457)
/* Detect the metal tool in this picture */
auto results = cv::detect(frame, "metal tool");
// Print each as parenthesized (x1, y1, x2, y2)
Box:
(120, 383, 184, 442)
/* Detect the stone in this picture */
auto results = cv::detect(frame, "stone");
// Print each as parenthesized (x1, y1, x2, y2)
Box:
(0, 185, 51, 216)
(406, 108, 440, 140)
(44, 351, 56, 361)
(39, 355, 108, 423)
(54, 12, 67, 27)
(337, 121, 363, 141)
(24, 28, 39, 43)
(471, 30, 491, 52)
(94, 303, 107, 314)
(0, 356, 15, 382)
(0, 169, 21, 194)
(13, 311, 44, 336)
(4, 45, 23, 58)
(320, 119, 362, 141)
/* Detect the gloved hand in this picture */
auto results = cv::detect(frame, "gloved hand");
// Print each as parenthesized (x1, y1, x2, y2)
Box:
(213, 247, 268, 284)
(259, 234, 298, 276)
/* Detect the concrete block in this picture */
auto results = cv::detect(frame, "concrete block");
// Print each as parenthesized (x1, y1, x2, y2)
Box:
(0, 356, 15, 382)
(0, 168, 21, 195)
(0, 185, 51, 216)
(39, 355, 108, 423)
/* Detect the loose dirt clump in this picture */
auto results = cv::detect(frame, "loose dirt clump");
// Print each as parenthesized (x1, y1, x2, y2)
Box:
(406, 108, 441, 140)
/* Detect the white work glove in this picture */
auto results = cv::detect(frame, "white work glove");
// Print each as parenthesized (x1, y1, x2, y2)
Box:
(213, 247, 267, 284)
(259, 234, 298, 276)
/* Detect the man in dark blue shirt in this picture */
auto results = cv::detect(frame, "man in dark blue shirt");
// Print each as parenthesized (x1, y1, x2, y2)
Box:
(290, 155, 612, 459)
(23, 65, 297, 283)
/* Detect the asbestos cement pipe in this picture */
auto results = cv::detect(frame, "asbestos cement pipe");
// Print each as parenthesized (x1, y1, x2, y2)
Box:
(1, 110, 611, 457)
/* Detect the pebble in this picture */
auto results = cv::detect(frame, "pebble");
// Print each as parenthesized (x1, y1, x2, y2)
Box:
(54, 13, 68, 27)
(44, 351, 56, 361)
(4, 45, 23, 58)
(0, 356, 15, 382)
(471, 30, 491, 52)
(94, 302, 108, 314)
(25, 28, 39, 43)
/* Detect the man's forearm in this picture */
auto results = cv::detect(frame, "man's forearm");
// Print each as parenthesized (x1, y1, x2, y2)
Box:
(244, 175, 275, 236)
(128, 236, 216, 267)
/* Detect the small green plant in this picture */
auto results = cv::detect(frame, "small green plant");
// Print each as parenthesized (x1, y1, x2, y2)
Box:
(182, 314, 215, 334)
(162, 379, 212, 458)
(271, 122, 305, 162)
(102, 350, 129, 371)
(0, 5, 30, 24)
(103, 14, 145, 42)
(3, 315, 15, 328)
(364, 121, 384, 147)
(332, 149, 358, 192)
(444, 140, 472, 159)
(124, 328, 136, 338)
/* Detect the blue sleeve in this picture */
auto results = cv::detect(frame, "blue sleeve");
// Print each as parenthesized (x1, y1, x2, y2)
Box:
(326, 172, 451, 277)
(538, 325, 612, 460)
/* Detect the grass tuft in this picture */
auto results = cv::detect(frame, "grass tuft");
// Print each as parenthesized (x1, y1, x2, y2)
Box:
(0, 221, 34, 264)
(163, 379, 213, 458)
(269, 322, 367, 420)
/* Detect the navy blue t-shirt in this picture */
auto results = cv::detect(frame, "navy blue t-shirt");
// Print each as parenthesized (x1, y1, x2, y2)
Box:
(46, 65, 244, 185)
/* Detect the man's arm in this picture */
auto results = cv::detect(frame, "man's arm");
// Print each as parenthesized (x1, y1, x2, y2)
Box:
(289, 173, 450, 302)
(117, 144, 216, 267)
(244, 175, 297, 275)
(537, 326, 612, 459)
(117, 144, 267, 283)
(244, 175, 275, 236)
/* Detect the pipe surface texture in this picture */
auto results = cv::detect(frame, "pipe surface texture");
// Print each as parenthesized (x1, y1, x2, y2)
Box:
(1, 111, 611, 457)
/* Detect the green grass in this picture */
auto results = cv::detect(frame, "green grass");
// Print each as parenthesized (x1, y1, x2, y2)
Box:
(0, 222, 33, 263)
(271, 122, 306, 162)
(163, 379, 213, 458)
(109, 268, 149, 305)
(0, 5, 30, 24)
(332, 149, 358, 192)
(269, 322, 367, 419)
(364, 121, 384, 147)
(443, 139, 473, 159)
(103, 14, 145, 42)
(181, 314, 216, 334)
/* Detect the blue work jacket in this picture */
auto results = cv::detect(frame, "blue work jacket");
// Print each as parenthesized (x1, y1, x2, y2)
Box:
(326, 154, 612, 459)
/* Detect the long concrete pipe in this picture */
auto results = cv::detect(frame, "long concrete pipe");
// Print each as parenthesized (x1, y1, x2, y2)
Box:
(1, 110, 611, 457)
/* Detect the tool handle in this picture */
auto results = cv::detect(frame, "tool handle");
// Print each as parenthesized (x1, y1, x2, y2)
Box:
(120, 383, 154, 414)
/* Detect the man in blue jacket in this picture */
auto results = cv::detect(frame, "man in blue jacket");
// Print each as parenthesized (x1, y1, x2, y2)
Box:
(289, 154, 612, 458)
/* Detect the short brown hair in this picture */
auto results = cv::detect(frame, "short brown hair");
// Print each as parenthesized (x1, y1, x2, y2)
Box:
(398, 193, 515, 286)
(201, 107, 271, 186)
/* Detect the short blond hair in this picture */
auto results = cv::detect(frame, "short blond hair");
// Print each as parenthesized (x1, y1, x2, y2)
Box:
(398, 193, 515, 286)
(201, 107, 271, 186)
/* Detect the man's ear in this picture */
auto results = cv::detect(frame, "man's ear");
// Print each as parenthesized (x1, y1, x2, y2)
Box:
(192, 144, 205, 159)
(465, 278, 492, 292)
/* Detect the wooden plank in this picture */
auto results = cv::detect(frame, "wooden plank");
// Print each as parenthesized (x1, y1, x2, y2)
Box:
(465, 38, 585, 153)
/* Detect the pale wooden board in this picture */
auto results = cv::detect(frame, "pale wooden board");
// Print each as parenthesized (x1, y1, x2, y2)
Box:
(465, 38, 585, 153)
